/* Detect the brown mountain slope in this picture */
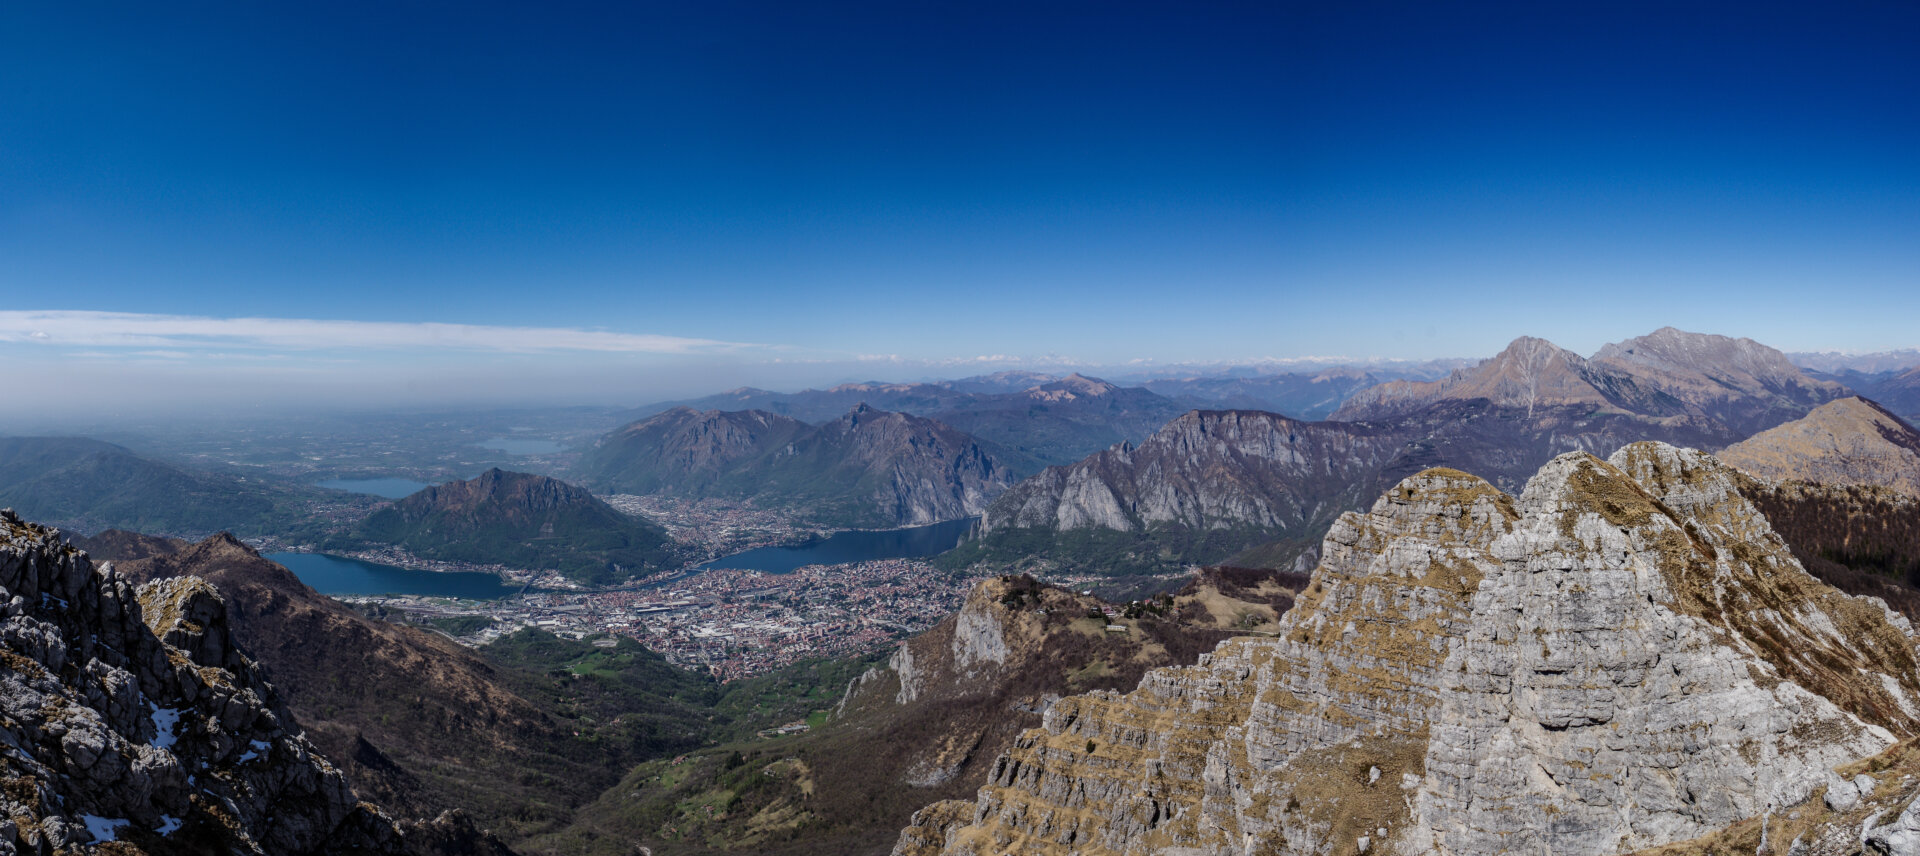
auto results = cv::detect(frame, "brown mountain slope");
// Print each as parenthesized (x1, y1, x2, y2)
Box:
(1334, 328, 1845, 436)
(68, 526, 185, 561)
(114, 534, 706, 843)
(1719, 396, 1920, 497)
(530, 573, 1304, 856)
(1335, 335, 1623, 419)
(1589, 326, 1848, 433)
(0, 510, 412, 855)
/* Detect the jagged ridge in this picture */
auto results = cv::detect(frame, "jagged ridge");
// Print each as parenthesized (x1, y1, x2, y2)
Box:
(0, 509, 404, 854)
(898, 442, 1920, 856)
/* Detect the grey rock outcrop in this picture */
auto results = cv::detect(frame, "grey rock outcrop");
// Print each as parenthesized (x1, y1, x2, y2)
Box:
(980, 410, 1401, 536)
(1868, 791, 1920, 856)
(895, 443, 1920, 856)
(0, 509, 405, 855)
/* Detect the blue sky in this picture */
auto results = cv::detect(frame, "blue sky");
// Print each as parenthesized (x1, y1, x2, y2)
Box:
(3, 2, 1918, 411)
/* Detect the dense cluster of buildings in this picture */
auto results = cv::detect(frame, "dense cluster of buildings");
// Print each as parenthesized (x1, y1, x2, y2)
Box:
(600, 494, 828, 558)
(349, 557, 983, 681)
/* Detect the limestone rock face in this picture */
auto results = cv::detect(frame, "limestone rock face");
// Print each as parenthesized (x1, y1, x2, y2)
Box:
(979, 409, 1403, 537)
(845, 576, 1240, 800)
(896, 443, 1920, 856)
(0, 510, 404, 855)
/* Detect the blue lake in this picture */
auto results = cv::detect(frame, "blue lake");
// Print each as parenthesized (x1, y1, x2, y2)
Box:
(696, 517, 976, 574)
(315, 478, 433, 499)
(478, 437, 565, 455)
(267, 552, 519, 599)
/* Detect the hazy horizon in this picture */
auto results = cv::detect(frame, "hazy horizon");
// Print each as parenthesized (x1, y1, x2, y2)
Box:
(5, 2, 1917, 417)
(2, 316, 1915, 429)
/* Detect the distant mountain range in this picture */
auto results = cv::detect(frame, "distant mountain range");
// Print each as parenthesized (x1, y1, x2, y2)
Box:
(1805, 365, 1920, 422)
(1139, 366, 1382, 420)
(331, 469, 681, 585)
(1790, 348, 1920, 374)
(952, 328, 1856, 576)
(0, 436, 358, 539)
(1334, 327, 1848, 437)
(622, 373, 1194, 467)
(579, 404, 1019, 528)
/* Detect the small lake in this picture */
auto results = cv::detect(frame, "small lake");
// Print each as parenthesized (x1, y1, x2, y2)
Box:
(697, 517, 976, 574)
(315, 478, 433, 499)
(267, 553, 519, 599)
(477, 437, 565, 455)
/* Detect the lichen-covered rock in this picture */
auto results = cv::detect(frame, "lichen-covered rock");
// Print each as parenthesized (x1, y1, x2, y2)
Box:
(898, 443, 1920, 856)
(0, 510, 406, 855)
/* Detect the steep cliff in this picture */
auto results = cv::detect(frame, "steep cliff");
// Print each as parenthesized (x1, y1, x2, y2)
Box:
(898, 443, 1920, 856)
(948, 410, 1404, 574)
(0, 509, 405, 854)
(960, 331, 1834, 579)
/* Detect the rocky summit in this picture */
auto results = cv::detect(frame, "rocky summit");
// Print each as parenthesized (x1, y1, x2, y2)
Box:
(895, 442, 1920, 856)
(1334, 328, 1847, 437)
(0, 509, 404, 855)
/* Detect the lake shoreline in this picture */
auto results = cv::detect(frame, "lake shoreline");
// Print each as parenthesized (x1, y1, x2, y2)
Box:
(265, 516, 980, 598)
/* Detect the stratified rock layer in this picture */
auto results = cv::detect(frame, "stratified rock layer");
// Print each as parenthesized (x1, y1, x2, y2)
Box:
(0, 509, 403, 855)
(897, 443, 1920, 856)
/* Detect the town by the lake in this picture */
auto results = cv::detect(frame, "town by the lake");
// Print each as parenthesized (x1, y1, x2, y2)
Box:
(337, 557, 984, 680)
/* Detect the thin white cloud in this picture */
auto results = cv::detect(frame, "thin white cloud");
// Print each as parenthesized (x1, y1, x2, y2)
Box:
(0, 310, 760, 354)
